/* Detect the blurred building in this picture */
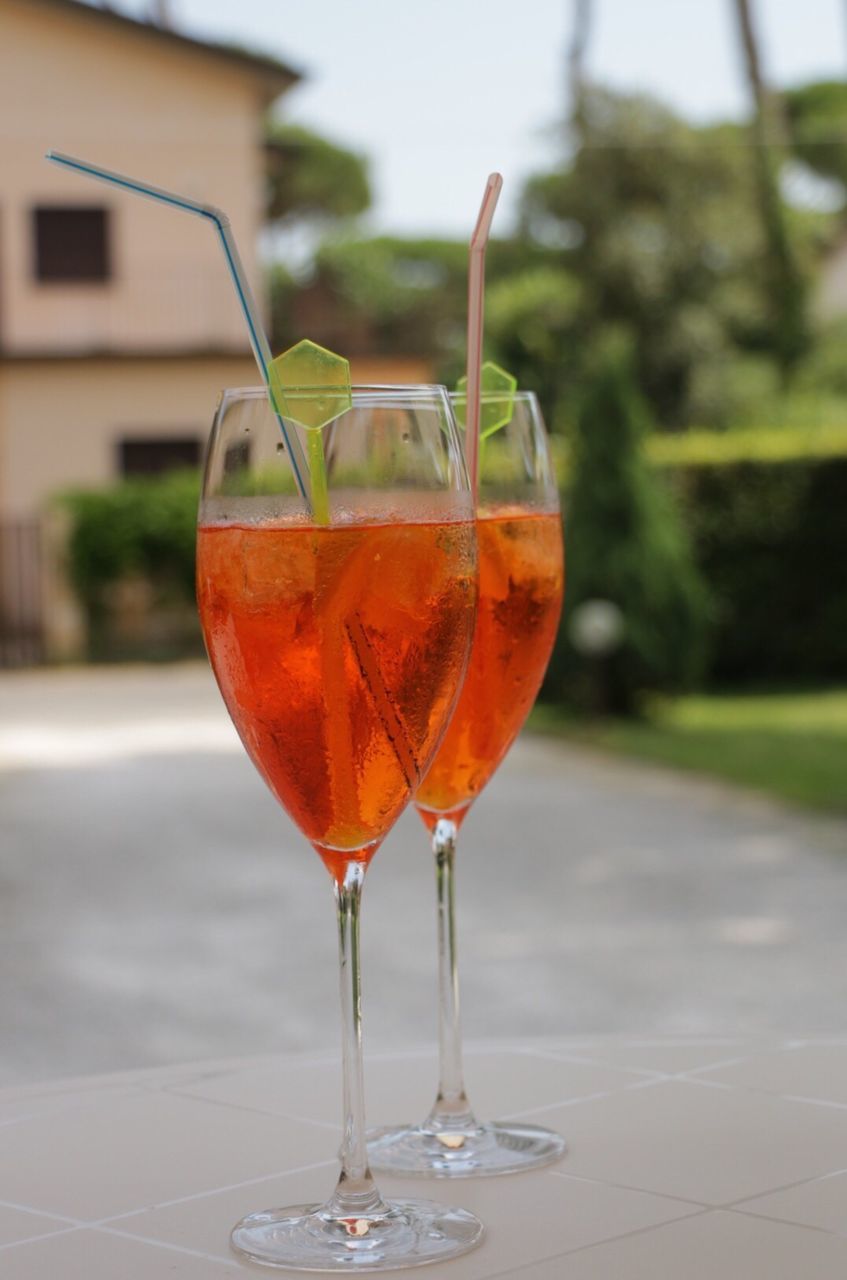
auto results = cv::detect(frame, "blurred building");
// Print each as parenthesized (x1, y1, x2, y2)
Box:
(0, 0, 299, 661)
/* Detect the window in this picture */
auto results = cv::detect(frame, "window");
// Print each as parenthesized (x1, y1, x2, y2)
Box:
(119, 438, 202, 477)
(34, 206, 110, 282)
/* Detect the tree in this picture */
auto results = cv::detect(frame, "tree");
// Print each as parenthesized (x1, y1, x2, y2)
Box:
(269, 232, 560, 387)
(567, 0, 592, 134)
(548, 339, 710, 714)
(784, 80, 847, 191)
(484, 266, 582, 424)
(271, 235, 468, 359)
(732, 0, 809, 381)
(265, 121, 371, 225)
(520, 88, 765, 427)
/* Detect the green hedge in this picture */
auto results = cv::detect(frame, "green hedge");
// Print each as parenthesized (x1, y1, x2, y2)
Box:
(667, 454, 847, 684)
(61, 469, 201, 659)
(59, 445, 847, 686)
(551, 425, 847, 688)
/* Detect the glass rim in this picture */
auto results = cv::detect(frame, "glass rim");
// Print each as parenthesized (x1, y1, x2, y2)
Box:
(219, 384, 539, 398)
(219, 383, 451, 402)
(449, 388, 539, 404)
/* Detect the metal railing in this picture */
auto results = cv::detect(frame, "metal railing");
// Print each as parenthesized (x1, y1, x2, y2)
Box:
(0, 520, 44, 667)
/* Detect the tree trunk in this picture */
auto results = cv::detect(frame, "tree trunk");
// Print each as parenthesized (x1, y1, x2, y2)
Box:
(733, 0, 807, 383)
(567, 0, 592, 137)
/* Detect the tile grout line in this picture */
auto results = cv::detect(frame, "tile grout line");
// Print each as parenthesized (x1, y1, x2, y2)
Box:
(489, 1204, 714, 1276)
(546, 1167, 711, 1209)
(723, 1204, 847, 1240)
(91, 1155, 339, 1226)
(502, 1071, 753, 1123)
(0, 1225, 83, 1254)
(0, 1201, 89, 1255)
(676, 1075, 847, 1111)
(0, 1198, 83, 1227)
(0, 1158, 339, 1246)
(94, 1223, 236, 1268)
(550, 1206, 714, 1262)
(166, 1074, 670, 1131)
(672, 1076, 736, 1091)
(718, 1165, 847, 1212)
(500, 1077, 665, 1122)
(673, 1053, 772, 1078)
(162, 1081, 341, 1131)
(509, 1046, 670, 1079)
(773, 1093, 847, 1112)
(549, 1159, 847, 1215)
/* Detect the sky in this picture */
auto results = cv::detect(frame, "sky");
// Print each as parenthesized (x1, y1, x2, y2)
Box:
(120, 0, 847, 237)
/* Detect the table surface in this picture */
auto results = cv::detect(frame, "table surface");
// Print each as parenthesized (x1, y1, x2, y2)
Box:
(2, 1037, 847, 1278)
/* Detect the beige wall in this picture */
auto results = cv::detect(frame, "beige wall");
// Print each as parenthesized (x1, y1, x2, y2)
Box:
(348, 356, 437, 386)
(0, 0, 270, 355)
(0, 356, 258, 517)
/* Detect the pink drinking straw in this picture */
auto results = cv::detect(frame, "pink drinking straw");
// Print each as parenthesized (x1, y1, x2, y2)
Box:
(465, 172, 503, 494)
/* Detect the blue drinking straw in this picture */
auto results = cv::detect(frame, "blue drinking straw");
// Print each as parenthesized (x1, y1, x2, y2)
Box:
(45, 149, 311, 507)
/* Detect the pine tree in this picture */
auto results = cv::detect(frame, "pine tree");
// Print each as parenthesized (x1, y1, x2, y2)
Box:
(551, 341, 710, 714)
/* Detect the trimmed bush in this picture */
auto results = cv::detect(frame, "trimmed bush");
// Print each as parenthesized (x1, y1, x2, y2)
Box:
(670, 455, 847, 683)
(61, 469, 201, 659)
(548, 345, 710, 713)
(56, 435, 847, 688)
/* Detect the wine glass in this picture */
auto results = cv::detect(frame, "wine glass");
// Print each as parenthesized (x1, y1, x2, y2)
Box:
(196, 385, 483, 1268)
(367, 391, 566, 1177)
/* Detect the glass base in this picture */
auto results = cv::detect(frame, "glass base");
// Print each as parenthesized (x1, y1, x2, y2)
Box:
(368, 1120, 567, 1178)
(231, 1198, 484, 1271)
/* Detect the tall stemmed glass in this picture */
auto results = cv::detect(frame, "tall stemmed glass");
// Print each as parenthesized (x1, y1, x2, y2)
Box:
(368, 391, 566, 1177)
(196, 386, 483, 1268)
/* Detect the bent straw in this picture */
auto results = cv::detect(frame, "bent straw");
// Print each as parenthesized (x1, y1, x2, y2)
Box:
(465, 172, 503, 495)
(45, 150, 310, 507)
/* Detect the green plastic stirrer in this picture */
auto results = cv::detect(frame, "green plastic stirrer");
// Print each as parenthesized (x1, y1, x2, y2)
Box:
(268, 340, 352, 526)
(455, 360, 518, 432)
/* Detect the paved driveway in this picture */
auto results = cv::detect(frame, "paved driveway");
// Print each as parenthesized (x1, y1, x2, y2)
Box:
(1, 664, 845, 1086)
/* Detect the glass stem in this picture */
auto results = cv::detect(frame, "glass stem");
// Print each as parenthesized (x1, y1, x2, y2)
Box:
(326, 860, 387, 1222)
(426, 818, 477, 1132)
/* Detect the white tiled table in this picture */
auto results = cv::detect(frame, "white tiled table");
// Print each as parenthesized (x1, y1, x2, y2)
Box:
(3, 1039, 847, 1277)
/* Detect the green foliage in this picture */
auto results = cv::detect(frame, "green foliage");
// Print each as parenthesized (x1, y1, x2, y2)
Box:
(549, 342, 710, 713)
(271, 235, 460, 360)
(520, 91, 767, 426)
(795, 317, 847, 398)
(673, 454, 847, 684)
(265, 81, 844, 437)
(316, 236, 462, 347)
(553, 418, 847, 694)
(648, 422, 847, 466)
(272, 232, 561, 391)
(268, 261, 299, 350)
(785, 81, 847, 190)
(57, 426, 847, 694)
(62, 469, 200, 612)
(516, 87, 832, 424)
(532, 688, 847, 814)
(265, 121, 371, 224)
(485, 267, 582, 422)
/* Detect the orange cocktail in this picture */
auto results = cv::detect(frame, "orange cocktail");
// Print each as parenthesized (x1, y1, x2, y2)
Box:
(198, 386, 484, 1269)
(416, 507, 563, 828)
(367, 389, 567, 1180)
(197, 516, 476, 881)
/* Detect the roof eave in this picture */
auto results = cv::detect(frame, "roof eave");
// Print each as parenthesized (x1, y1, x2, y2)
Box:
(33, 0, 303, 100)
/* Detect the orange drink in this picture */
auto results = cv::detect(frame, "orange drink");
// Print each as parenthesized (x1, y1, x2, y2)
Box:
(416, 508, 563, 827)
(367, 390, 568, 1180)
(197, 516, 476, 881)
